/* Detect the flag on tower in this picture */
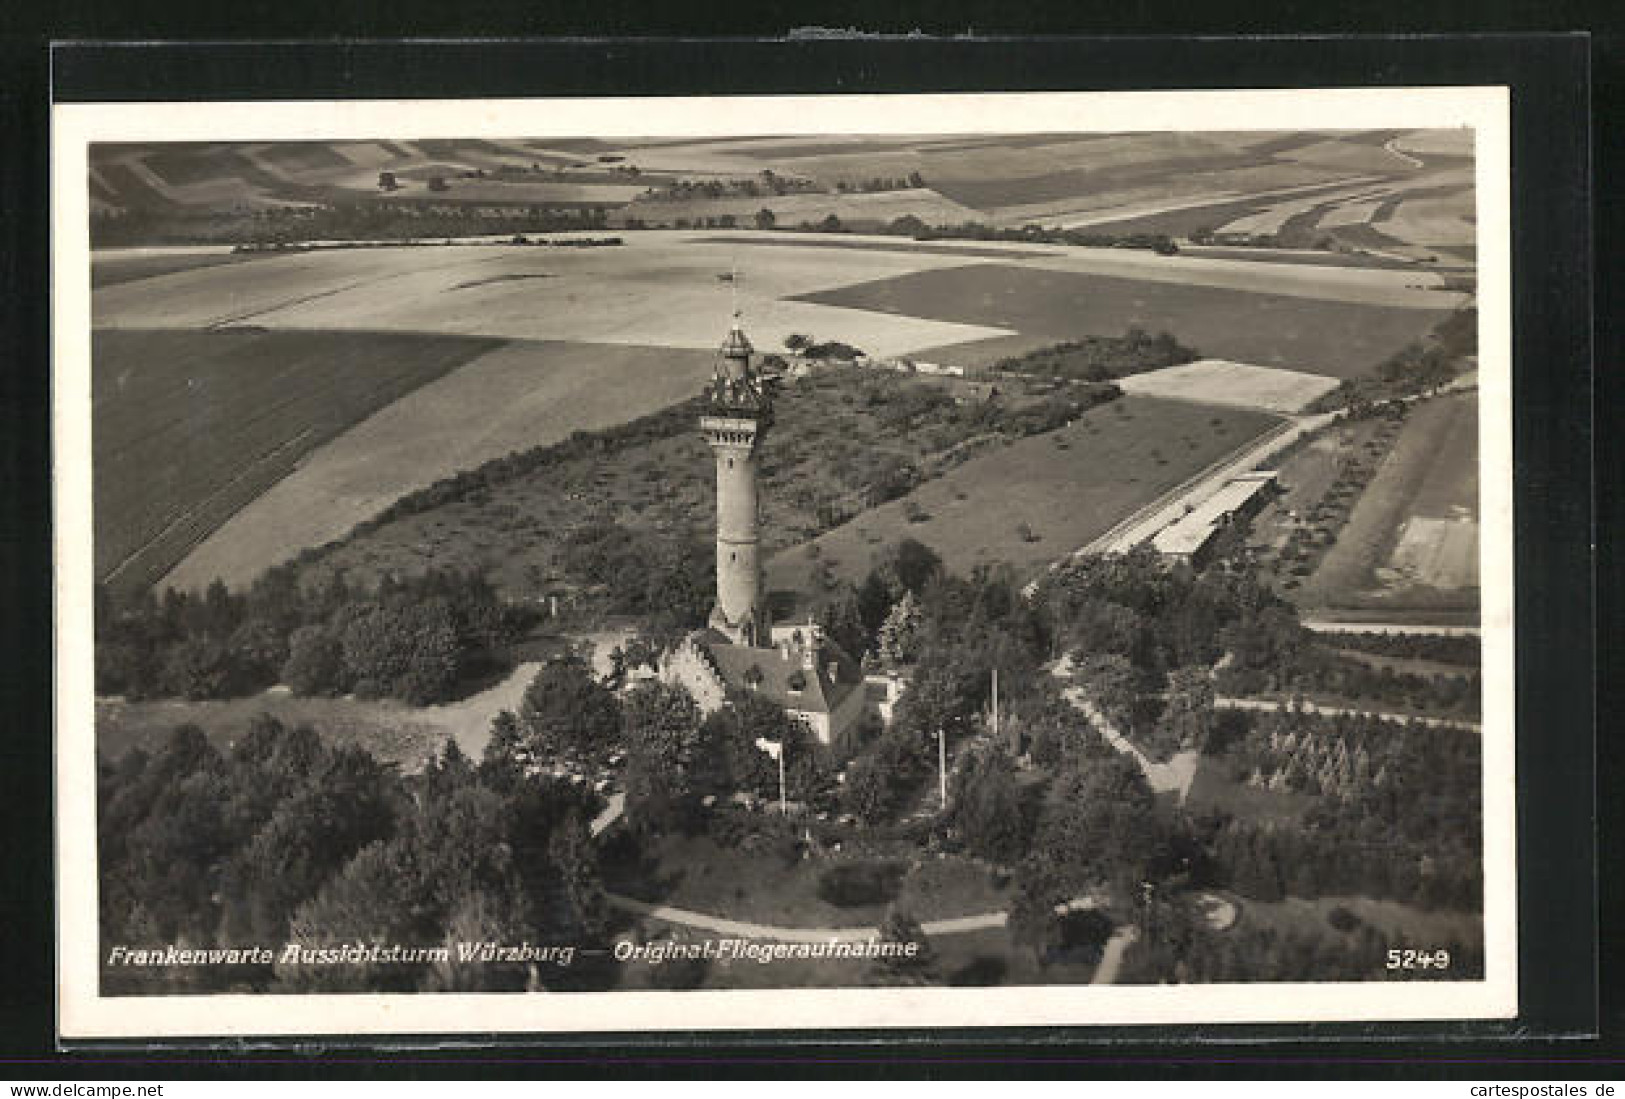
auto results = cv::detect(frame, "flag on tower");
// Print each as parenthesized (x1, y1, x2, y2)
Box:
(754, 737, 782, 760)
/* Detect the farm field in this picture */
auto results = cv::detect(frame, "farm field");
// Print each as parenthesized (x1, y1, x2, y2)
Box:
(93, 235, 1012, 360)
(91, 327, 504, 592)
(740, 232, 1464, 309)
(1295, 392, 1479, 615)
(797, 263, 1458, 378)
(1113, 359, 1341, 414)
(294, 365, 1099, 602)
(91, 248, 274, 289)
(621, 187, 988, 228)
(164, 340, 718, 592)
(1176, 244, 1422, 271)
(764, 396, 1282, 601)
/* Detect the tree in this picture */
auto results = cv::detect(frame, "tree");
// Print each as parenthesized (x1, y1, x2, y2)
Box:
(842, 725, 931, 824)
(949, 746, 1030, 864)
(873, 907, 934, 984)
(218, 746, 394, 942)
(517, 654, 622, 761)
(281, 624, 345, 695)
(1070, 652, 1141, 732)
(703, 692, 829, 805)
(753, 207, 777, 230)
(1163, 665, 1217, 754)
(1034, 754, 1160, 896)
(621, 682, 706, 828)
(377, 171, 399, 191)
(873, 538, 943, 600)
(337, 598, 463, 704)
(876, 591, 924, 667)
(815, 588, 871, 662)
(887, 213, 929, 237)
(158, 636, 239, 700)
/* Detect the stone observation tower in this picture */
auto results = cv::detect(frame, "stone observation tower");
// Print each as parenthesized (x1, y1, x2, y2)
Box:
(662, 308, 865, 746)
(701, 313, 774, 647)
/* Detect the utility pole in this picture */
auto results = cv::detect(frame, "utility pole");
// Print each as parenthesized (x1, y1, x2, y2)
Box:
(992, 667, 999, 743)
(938, 728, 948, 811)
(756, 737, 786, 815)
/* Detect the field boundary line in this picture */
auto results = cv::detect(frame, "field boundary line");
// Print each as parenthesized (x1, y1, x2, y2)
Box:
(105, 427, 316, 587)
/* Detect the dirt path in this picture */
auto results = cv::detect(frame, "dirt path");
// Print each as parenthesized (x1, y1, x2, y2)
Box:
(1090, 925, 1140, 986)
(1049, 657, 1201, 801)
(1301, 618, 1480, 637)
(604, 892, 1094, 943)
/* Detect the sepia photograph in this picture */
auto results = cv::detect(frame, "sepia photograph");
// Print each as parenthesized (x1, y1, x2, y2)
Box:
(52, 89, 1516, 1038)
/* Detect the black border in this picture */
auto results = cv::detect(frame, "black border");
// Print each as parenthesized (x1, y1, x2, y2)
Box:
(2, 33, 1602, 1072)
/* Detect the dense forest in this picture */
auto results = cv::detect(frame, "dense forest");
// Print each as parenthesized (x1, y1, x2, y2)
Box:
(96, 569, 523, 705)
(97, 537, 1480, 992)
(99, 719, 605, 995)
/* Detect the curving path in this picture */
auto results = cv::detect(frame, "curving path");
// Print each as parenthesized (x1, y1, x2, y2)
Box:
(604, 892, 1095, 944)
(606, 891, 1144, 985)
(1090, 925, 1140, 986)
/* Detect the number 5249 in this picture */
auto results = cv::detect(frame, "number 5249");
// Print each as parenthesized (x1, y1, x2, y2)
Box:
(1386, 948, 1450, 970)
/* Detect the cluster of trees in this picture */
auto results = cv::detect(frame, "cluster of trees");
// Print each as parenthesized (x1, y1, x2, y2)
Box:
(91, 202, 613, 248)
(832, 173, 927, 193)
(783, 333, 867, 361)
(879, 217, 1179, 254)
(96, 569, 521, 705)
(1264, 416, 1406, 589)
(1318, 630, 1481, 666)
(1315, 308, 1477, 413)
(1186, 225, 1342, 252)
(639, 171, 819, 202)
(1265, 651, 1482, 718)
(99, 718, 605, 995)
(485, 653, 624, 772)
(1037, 547, 1311, 689)
(1199, 708, 1482, 909)
(988, 329, 1199, 383)
(507, 672, 838, 834)
(557, 521, 715, 629)
(345, 399, 704, 540)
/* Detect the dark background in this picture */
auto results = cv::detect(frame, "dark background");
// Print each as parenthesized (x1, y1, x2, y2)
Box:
(0, 15, 1613, 1078)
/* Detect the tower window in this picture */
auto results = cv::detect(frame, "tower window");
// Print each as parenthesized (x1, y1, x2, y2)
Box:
(728, 457, 734, 469)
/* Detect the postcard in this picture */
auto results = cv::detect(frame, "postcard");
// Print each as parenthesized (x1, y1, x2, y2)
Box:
(53, 86, 1514, 1039)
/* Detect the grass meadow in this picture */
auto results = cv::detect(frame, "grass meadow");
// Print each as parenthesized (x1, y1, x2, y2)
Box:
(765, 395, 1282, 601)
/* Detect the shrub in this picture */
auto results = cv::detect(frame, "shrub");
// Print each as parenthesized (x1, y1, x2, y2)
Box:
(816, 860, 906, 908)
(1327, 905, 1361, 933)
